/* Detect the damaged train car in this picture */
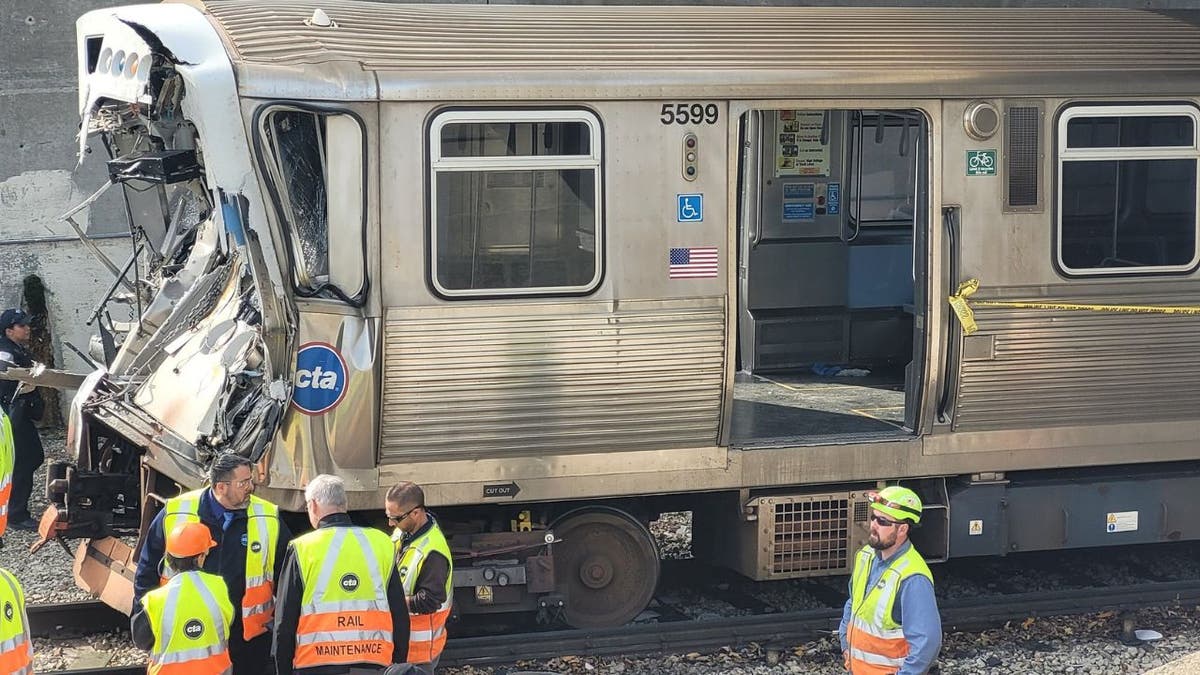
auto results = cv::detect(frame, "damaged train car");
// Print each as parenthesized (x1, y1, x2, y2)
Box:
(38, 0, 1200, 627)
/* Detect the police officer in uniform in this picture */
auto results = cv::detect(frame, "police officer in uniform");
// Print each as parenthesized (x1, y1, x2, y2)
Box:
(273, 474, 409, 675)
(132, 522, 234, 674)
(135, 453, 291, 674)
(0, 309, 44, 531)
(386, 482, 452, 675)
(0, 566, 32, 673)
(840, 485, 942, 675)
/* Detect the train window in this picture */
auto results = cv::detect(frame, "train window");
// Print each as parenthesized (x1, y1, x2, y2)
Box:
(440, 121, 591, 158)
(847, 111, 922, 228)
(430, 110, 602, 297)
(1057, 105, 1200, 275)
(259, 107, 367, 305)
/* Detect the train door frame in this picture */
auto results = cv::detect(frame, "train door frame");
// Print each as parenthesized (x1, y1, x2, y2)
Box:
(725, 101, 937, 447)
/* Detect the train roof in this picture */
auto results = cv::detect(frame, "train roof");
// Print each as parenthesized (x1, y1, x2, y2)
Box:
(186, 0, 1200, 101)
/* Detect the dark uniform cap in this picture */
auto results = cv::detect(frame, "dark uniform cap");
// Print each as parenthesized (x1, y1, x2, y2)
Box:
(0, 309, 29, 332)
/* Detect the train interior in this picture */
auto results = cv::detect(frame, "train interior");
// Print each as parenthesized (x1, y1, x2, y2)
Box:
(733, 109, 927, 447)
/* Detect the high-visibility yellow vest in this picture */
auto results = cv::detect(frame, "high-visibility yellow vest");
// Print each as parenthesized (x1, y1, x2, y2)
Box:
(292, 525, 396, 669)
(0, 568, 31, 675)
(0, 411, 14, 536)
(161, 489, 281, 639)
(846, 544, 933, 675)
(142, 570, 233, 675)
(395, 520, 453, 663)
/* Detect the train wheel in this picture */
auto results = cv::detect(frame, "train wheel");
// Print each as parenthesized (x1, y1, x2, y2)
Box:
(551, 507, 660, 628)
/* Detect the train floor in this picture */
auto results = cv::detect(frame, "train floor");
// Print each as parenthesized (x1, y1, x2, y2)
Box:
(729, 366, 912, 447)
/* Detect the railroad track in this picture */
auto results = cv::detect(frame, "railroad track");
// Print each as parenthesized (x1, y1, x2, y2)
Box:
(37, 576, 1200, 673)
(28, 600, 127, 638)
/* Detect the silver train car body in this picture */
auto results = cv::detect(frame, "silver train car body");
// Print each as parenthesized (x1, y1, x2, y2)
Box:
(51, 0, 1200, 625)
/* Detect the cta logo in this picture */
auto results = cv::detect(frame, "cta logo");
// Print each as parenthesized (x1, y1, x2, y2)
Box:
(184, 619, 205, 639)
(340, 573, 360, 592)
(292, 342, 348, 415)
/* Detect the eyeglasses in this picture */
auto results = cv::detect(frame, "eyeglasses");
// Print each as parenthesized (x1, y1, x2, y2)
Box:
(219, 477, 255, 489)
(871, 514, 902, 528)
(386, 505, 421, 525)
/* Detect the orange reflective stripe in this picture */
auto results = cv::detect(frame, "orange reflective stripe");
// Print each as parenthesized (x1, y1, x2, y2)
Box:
(0, 642, 32, 674)
(243, 582, 272, 606)
(242, 613, 270, 639)
(407, 606, 451, 663)
(848, 657, 901, 675)
(297, 610, 393, 634)
(0, 482, 11, 534)
(294, 639, 391, 668)
(242, 581, 274, 639)
(846, 613, 906, 674)
(148, 651, 232, 675)
(850, 629, 908, 659)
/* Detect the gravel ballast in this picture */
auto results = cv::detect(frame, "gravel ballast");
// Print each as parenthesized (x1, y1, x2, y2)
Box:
(15, 462, 1200, 673)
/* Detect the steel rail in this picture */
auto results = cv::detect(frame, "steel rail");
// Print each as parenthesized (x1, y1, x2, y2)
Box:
(441, 577, 1200, 666)
(36, 578, 1200, 673)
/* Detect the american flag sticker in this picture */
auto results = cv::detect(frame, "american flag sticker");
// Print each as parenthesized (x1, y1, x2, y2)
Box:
(669, 246, 719, 279)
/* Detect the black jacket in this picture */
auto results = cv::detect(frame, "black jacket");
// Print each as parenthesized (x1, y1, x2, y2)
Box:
(273, 513, 410, 675)
(0, 336, 41, 421)
(399, 515, 450, 615)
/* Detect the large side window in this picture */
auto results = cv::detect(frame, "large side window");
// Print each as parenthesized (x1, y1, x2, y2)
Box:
(430, 109, 602, 297)
(260, 106, 367, 304)
(1057, 105, 1200, 275)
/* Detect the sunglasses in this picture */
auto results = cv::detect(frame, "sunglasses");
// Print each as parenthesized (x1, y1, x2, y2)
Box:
(871, 514, 902, 528)
(386, 505, 421, 525)
(866, 491, 922, 518)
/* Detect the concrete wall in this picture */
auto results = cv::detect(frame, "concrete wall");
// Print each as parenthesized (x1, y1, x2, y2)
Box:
(0, 0, 1194, 411)
(2, 0, 130, 415)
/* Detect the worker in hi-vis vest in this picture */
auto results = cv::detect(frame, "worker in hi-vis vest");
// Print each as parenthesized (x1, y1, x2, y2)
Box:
(0, 407, 16, 538)
(134, 453, 291, 674)
(132, 521, 234, 674)
(840, 486, 942, 675)
(273, 474, 409, 675)
(0, 566, 31, 674)
(386, 481, 453, 675)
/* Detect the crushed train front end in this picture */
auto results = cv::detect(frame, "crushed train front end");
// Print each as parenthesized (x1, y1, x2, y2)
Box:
(38, 3, 299, 613)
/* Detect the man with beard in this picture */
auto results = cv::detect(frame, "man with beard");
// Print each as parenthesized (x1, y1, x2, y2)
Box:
(839, 486, 941, 674)
(135, 453, 291, 674)
(386, 482, 451, 675)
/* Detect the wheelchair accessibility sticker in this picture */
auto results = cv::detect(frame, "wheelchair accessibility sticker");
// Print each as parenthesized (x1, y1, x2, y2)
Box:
(677, 194, 703, 222)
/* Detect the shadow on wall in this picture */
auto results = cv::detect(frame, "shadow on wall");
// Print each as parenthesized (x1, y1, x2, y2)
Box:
(19, 274, 61, 428)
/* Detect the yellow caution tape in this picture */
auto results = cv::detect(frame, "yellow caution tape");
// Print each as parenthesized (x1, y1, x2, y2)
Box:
(948, 278, 1200, 336)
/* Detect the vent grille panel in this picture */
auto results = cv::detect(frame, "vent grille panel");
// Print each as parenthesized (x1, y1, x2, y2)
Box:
(1006, 105, 1041, 210)
(768, 497, 851, 576)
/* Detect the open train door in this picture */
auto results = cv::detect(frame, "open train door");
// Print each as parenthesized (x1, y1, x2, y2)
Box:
(732, 107, 930, 447)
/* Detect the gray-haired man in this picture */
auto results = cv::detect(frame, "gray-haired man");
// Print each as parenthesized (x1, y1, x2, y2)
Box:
(273, 474, 410, 675)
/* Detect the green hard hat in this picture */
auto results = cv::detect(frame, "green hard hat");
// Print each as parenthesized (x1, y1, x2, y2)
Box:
(870, 485, 923, 524)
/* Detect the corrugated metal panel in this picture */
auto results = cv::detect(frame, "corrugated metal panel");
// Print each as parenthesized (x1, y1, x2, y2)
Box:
(954, 301, 1200, 431)
(379, 298, 725, 461)
(198, 1, 1200, 74)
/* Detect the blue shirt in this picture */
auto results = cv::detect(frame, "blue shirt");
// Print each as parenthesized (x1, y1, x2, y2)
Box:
(838, 541, 942, 675)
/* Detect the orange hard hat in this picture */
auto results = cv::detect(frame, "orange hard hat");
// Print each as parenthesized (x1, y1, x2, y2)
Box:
(166, 522, 217, 558)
